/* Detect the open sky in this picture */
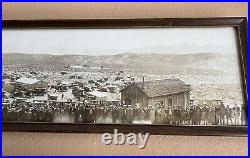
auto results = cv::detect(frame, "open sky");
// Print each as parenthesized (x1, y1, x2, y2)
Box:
(3, 27, 238, 56)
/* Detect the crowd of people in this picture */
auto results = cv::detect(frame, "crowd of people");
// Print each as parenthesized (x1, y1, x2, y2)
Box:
(2, 100, 247, 126)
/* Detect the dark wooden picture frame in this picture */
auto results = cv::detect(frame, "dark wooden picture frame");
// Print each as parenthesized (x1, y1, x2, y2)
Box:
(2, 18, 248, 136)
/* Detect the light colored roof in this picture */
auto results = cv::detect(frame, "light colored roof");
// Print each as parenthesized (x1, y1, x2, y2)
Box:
(87, 90, 107, 98)
(87, 90, 120, 102)
(16, 78, 40, 85)
(61, 80, 71, 85)
(70, 65, 83, 69)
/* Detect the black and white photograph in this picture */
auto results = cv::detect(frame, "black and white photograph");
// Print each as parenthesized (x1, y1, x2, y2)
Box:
(2, 24, 247, 128)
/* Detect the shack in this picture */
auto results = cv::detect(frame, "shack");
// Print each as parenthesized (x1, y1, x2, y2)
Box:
(121, 78, 191, 109)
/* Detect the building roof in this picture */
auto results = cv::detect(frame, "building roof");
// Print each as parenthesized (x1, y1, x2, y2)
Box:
(87, 90, 120, 102)
(87, 90, 107, 98)
(123, 78, 191, 97)
(16, 78, 40, 85)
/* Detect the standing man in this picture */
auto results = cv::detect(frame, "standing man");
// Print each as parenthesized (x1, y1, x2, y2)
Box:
(138, 106, 146, 123)
(126, 105, 133, 124)
(149, 105, 156, 124)
(196, 107, 202, 125)
(219, 104, 226, 125)
(132, 106, 139, 123)
(241, 105, 247, 125)
(225, 105, 233, 125)
(155, 106, 166, 124)
(112, 106, 119, 123)
(234, 106, 241, 125)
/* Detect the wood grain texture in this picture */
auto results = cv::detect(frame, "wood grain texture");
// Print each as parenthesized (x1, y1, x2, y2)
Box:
(2, 132, 248, 156)
(2, 2, 248, 156)
(2, 2, 248, 20)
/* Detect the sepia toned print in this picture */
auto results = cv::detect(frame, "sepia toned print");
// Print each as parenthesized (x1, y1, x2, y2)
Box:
(2, 27, 247, 126)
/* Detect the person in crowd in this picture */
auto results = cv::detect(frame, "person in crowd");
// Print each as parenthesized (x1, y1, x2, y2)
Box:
(155, 106, 166, 124)
(233, 106, 241, 125)
(241, 106, 247, 125)
(2, 106, 8, 121)
(214, 106, 220, 125)
(202, 105, 209, 125)
(103, 105, 112, 123)
(208, 107, 216, 125)
(122, 105, 128, 124)
(117, 106, 125, 124)
(7, 108, 20, 121)
(195, 106, 202, 125)
(126, 105, 134, 124)
(89, 105, 96, 123)
(164, 108, 172, 125)
(148, 105, 156, 124)
(176, 107, 182, 125)
(218, 104, 226, 125)
(172, 107, 179, 125)
(180, 107, 186, 125)
(138, 106, 146, 123)
(38, 107, 46, 122)
(143, 106, 150, 123)
(132, 106, 139, 123)
(225, 105, 233, 125)
(95, 106, 104, 123)
(19, 108, 30, 122)
(190, 106, 196, 125)
(112, 106, 119, 123)
(30, 107, 38, 122)
(74, 105, 81, 123)
(185, 108, 191, 125)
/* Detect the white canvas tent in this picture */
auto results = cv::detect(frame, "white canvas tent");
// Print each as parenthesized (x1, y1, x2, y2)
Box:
(86, 90, 120, 102)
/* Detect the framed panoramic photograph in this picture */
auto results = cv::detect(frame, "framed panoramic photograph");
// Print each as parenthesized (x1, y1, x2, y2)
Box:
(2, 18, 248, 136)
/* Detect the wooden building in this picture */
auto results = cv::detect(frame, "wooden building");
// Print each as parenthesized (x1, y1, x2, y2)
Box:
(121, 78, 191, 109)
